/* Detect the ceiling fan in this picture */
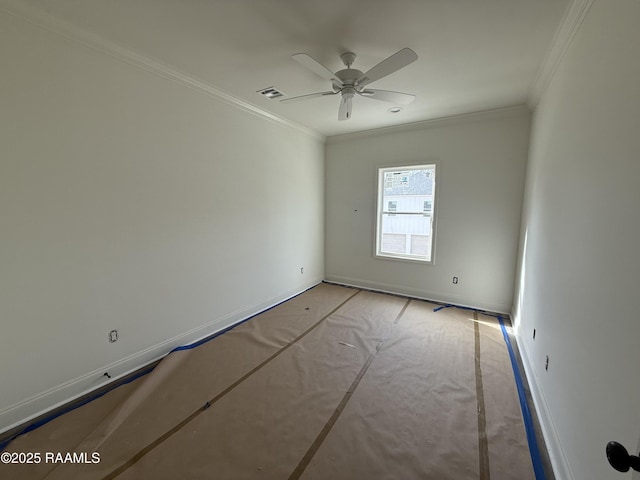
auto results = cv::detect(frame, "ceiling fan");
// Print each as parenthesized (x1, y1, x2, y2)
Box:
(281, 48, 418, 121)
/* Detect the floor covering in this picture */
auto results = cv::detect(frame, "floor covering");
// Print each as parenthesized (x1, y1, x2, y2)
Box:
(0, 283, 539, 479)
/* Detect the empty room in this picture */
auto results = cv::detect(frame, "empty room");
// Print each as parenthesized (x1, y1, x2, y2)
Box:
(1, 1, 639, 479)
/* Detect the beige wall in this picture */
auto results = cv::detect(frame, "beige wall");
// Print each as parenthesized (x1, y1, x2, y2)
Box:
(325, 108, 531, 313)
(0, 10, 324, 430)
(513, 1, 640, 478)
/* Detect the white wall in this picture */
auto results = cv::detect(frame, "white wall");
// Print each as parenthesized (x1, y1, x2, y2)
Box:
(325, 108, 530, 313)
(512, 1, 640, 478)
(0, 10, 324, 430)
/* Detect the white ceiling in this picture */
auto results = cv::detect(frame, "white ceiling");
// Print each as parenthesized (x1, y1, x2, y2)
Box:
(14, 0, 571, 137)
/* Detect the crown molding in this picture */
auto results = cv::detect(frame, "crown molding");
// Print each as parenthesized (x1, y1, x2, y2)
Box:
(0, 0, 324, 141)
(326, 104, 531, 144)
(528, 0, 595, 108)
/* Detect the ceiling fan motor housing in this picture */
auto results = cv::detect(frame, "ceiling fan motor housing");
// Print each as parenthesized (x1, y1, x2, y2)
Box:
(336, 69, 364, 87)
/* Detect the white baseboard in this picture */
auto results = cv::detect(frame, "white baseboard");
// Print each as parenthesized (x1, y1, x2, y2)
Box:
(0, 278, 322, 435)
(325, 275, 511, 314)
(516, 335, 574, 480)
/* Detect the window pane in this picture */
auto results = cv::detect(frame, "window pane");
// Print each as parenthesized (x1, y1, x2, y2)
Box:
(381, 233, 406, 254)
(381, 213, 430, 236)
(410, 235, 430, 255)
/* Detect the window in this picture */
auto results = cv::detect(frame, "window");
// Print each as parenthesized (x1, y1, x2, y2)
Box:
(375, 164, 436, 263)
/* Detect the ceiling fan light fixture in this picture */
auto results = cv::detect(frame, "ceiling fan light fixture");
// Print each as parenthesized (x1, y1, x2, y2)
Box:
(342, 87, 356, 98)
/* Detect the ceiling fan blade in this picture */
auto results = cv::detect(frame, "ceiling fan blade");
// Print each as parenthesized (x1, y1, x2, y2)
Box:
(292, 53, 344, 87)
(356, 48, 418, 88)
(338, 95, 353, 121)
(280, 91, 337, 103)
(359, 89, 416, 105)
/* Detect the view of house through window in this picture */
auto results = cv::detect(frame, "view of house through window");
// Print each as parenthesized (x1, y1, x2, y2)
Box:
(376, 164, 436, 262)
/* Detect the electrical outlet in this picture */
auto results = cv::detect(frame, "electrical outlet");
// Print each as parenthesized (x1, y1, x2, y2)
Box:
(109, 330, 118, 343)
(452, 276, 459, 284)
(300, 267, 304, 274)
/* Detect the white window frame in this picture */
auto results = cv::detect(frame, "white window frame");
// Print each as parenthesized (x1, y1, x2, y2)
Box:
(375, 163, 437, 264)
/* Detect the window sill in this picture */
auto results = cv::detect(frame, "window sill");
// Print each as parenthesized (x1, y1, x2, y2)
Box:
(374, 253, 434, 265)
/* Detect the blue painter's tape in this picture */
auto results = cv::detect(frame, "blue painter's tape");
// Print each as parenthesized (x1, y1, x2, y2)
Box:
(498, 315, 546, 480)
(433, 304, 452, 312)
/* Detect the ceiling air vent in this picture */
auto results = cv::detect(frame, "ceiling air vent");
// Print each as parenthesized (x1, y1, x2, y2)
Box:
(257, 86, 284, 99)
